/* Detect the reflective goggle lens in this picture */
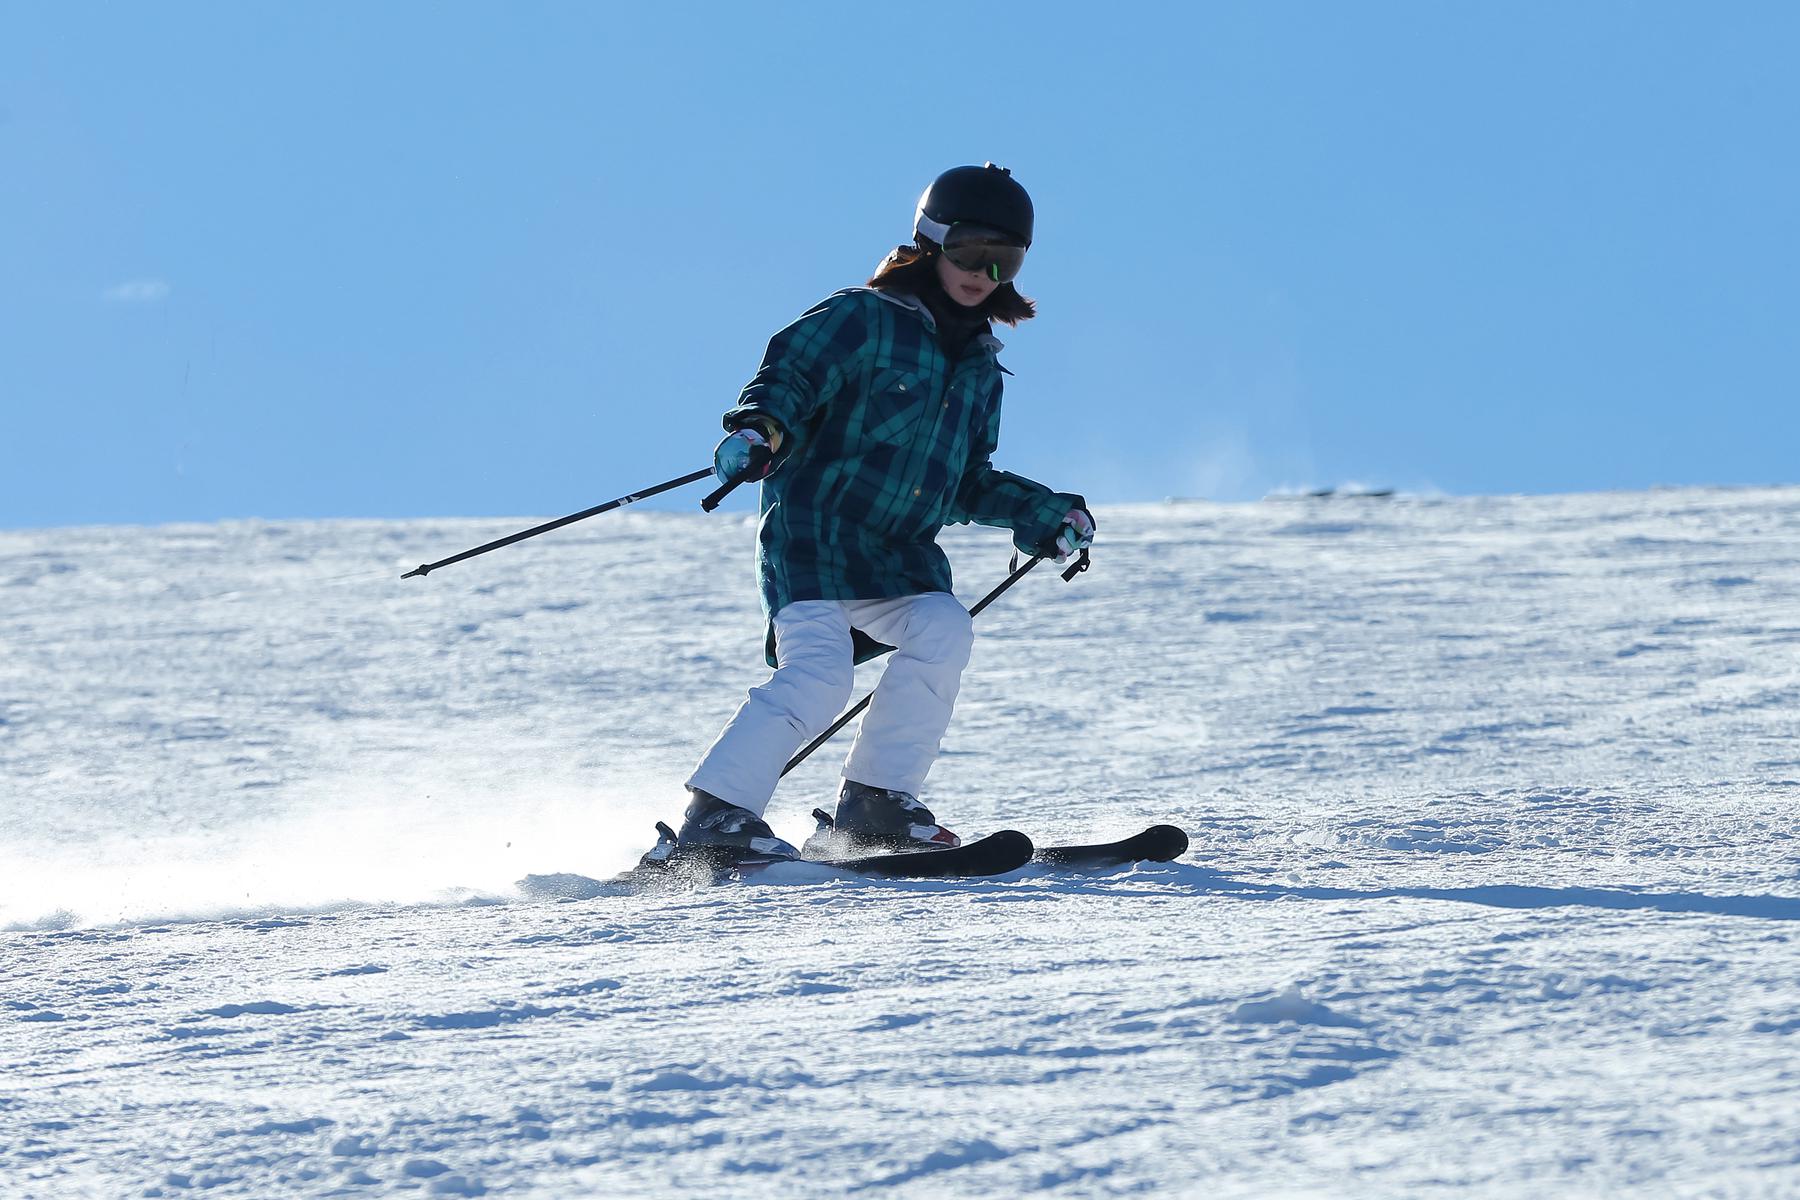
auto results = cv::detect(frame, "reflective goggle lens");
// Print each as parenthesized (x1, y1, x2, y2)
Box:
(940, 222, 1028, 283)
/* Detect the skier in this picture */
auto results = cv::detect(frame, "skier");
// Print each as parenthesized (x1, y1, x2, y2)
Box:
(671, 163, 1095, 863)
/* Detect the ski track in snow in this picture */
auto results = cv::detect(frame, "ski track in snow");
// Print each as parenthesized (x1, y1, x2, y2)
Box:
(3, 487, 1800, 1197)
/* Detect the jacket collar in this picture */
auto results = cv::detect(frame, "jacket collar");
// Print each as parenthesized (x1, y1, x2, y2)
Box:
(845, 286, 1007, 356)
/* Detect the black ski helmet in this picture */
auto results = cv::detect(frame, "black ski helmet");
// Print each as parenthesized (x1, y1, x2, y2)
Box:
(914, 163, 1034, 248)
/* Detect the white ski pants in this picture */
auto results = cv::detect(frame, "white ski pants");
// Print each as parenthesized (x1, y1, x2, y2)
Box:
(686, 592, 975, 816)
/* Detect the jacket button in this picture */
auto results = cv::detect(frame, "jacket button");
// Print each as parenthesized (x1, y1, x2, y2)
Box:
(913, 488, 921, 497)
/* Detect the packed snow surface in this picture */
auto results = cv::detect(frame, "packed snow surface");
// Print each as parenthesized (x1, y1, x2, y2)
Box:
(4, 487, 1799, 1197)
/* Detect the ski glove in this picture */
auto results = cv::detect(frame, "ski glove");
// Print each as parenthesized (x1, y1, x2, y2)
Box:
(712, 422, 783, 485)
(1044, 507, 1096, 563)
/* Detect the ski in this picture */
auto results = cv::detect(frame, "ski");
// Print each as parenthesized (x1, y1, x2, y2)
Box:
(807, 829, 1034, 879)
(520, 823, 1183, 898)
(521, 826, 1036, 898)
(1034, 823, 1188, 869)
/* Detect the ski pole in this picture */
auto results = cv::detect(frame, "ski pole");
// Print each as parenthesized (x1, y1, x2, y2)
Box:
(780, 547, 1090, 777)
(401, 467, 714, 579)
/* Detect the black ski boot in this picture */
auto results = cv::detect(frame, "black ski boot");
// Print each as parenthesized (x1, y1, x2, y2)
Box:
(804, 780, 961, 857)
(671, 789, 798, 864)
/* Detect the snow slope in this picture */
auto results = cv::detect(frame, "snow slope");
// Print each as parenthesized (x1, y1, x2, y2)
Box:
(4, 487, 1799, 1197)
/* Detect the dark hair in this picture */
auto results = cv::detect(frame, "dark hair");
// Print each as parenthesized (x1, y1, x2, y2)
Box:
(866, 240, 1037, 326)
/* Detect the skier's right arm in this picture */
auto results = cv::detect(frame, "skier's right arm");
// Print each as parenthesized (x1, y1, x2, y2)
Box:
(721, 292, 872, 463)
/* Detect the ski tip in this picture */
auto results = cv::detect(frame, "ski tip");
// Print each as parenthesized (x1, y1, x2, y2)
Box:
(983, 829, 1034, 859)
(1032, 823, 1191, 869)
(1144, 823, 1190, 862)
(970, 829, 1034, 875)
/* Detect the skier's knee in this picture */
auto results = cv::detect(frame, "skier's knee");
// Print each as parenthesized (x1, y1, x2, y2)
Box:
(912, 596, 974, 669)
(770, 663, 854, 737)
(807, 681, 855, 736)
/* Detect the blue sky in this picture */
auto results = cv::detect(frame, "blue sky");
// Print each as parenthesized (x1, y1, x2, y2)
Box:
(3, 3, 1796, 529)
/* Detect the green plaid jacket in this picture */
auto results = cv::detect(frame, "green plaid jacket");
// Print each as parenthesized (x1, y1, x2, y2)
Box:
(724, 287, 1079, 661)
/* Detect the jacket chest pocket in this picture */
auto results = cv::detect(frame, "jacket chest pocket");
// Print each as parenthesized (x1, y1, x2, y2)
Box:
(862, 367, 931, 444)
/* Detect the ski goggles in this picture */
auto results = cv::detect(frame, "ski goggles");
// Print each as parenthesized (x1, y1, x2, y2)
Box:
(939, 222, 1029, 283)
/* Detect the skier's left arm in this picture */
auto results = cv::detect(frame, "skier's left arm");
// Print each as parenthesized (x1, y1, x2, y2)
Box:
(948, 386, 1095, 561)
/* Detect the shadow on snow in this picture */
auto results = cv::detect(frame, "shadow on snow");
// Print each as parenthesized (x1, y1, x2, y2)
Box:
(1163, 865, 1800, 922)
(521, 862, 1800, 922)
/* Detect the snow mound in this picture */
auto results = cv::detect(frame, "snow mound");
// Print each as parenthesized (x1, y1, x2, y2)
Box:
(1229, 985, 1366, 1028)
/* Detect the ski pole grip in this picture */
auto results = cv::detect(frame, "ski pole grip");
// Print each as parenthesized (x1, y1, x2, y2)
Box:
(701, 476, 745, 512)
(703, 437, 778, 511)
